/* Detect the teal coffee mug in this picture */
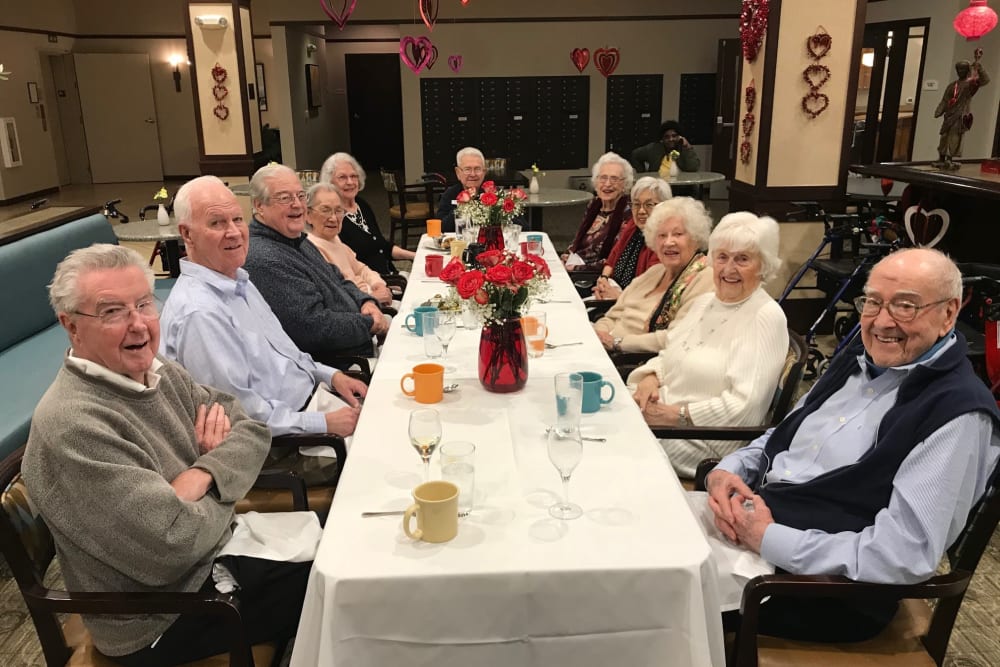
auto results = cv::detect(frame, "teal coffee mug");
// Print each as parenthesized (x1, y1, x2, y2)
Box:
(579, 371, 615, 413)
(405, 306, 439, 336)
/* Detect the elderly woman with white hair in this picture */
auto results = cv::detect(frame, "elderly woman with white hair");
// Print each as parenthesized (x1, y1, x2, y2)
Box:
(593, 176, 673, 300)
(319, 152, 415, 276)
(629, 212, 789, 477)
(561, 152, 634, 271)
(593, 197, 714, 353)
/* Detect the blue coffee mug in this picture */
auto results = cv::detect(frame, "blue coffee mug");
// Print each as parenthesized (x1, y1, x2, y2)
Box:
(578, 371, 615, 413)
(405, 306, 438, 336)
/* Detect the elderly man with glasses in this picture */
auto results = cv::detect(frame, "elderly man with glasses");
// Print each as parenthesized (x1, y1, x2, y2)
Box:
(23, 244, 311, 666)
(435, 146, 487, 233)
(243, 164, 389, 361)
(704, 248, 1000, 643)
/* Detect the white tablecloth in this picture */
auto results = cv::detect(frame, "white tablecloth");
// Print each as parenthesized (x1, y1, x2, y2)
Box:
(291, 234, 726, 667)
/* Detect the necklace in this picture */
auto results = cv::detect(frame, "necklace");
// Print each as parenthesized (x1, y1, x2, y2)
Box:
(345, 207, 371, 234)
(679, 297, 747, 353)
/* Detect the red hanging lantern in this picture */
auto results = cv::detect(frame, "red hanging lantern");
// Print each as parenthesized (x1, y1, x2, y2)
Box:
(954, 0, 998, 41)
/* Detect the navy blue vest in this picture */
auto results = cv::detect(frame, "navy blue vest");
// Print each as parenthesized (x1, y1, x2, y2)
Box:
(757, 332, 1000, 534)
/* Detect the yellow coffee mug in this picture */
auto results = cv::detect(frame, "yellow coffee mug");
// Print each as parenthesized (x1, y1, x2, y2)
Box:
(426, 218, 442, 238)
(403, 480, 459, 543)
(400, 363, 444, 404)
(450, 238, 467, 258)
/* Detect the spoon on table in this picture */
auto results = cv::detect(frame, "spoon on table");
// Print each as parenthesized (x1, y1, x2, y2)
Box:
(545, 341, 583, 349)
(443, 383, 460, 393)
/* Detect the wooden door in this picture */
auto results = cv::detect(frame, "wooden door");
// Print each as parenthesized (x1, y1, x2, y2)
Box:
(712, 38, 741, 178)
(346, 53, 404, 173)
(74, 53, 163, 183)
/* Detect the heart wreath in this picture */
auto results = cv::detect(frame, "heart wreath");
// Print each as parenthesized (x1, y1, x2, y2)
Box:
(740, 0, 769, 63)
(801, 91, 830, 119)
(801, 27, 832, 119)
(211, 63, 227, 84)
(212, 84, 228, 101)
(807, 29, 832, 60)
(210, 63, 229, 121)
(740, 79, 756, 165)
(740, 140, 753, 165)
(213, 104, 229, 121)
(803, 63, 831, 89)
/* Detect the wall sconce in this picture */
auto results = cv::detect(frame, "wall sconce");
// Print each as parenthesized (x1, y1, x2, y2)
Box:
(306, 43, 318, 57)
(168, 55, 184, 92)
(194, 14, 229, 29)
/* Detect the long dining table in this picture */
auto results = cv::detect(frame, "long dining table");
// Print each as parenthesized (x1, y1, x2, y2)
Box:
(290, 233, 726, 667)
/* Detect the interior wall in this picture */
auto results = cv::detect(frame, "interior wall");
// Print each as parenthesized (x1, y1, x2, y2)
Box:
(867, 0, 1000, 160)
(277, 25, 337, 169)
(252, 38, 276, 129)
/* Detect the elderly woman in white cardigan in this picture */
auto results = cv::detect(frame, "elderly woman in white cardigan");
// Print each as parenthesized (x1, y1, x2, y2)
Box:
(629, 212, 789, 478)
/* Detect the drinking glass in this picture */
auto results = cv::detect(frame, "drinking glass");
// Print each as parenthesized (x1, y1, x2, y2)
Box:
(522, 311, 547, 359)
(440, 441, 475, 515)
(455, 216, 468, 240)
(465, 224, 481, 245)
(434, 312, 457, 360)
(547, 427, 583, 520)
(504, 223, 522, 252)
(422, 311, 442, 359)
(409, 408, 442, 482)
(553, 372, 584, 432)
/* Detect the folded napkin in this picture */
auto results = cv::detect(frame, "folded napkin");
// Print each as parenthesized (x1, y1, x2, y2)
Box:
(218, 511, 322, 562)
(686, 491, 775, 612)
(564, 252, 586, 267)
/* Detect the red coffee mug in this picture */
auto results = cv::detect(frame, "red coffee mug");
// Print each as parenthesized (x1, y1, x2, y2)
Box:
(425, 254, 444, 277)
(520, 241, 529, 256)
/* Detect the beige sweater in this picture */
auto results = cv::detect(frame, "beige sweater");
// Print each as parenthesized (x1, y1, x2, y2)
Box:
(308, 232, 389, 302)
(593, 264, 714, 353)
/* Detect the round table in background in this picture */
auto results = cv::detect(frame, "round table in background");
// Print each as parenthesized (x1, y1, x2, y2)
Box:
(522, 188, 594, 231)
(637, 171, 726, 200)
(113, 218, 183, 277)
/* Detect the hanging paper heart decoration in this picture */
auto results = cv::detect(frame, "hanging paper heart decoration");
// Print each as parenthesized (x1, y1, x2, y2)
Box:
(807, 29, 832, 60)
(461, 0, 470, 4)
(320, 0, 357, 31)
(419, 0, 439, 32)
(904, 206, 950, 249)
(801, 90, 829, 118)
(594, 47, 620, 78)
(400, 36, 434, 74)
(570, 48, 590, 73)
(448, 54, 463, 73)
(880, 178, 894, 196)
(426, 45, 439, 70)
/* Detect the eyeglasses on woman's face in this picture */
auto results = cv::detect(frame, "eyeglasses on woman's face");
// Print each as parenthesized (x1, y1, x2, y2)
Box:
(310, 205, 346, 219)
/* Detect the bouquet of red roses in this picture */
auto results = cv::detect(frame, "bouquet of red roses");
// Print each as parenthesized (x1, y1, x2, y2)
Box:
(455, 180, 527, 227)
(439, 249, 550, 322)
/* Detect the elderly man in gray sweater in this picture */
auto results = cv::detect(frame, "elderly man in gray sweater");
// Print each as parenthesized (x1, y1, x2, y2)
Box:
(244, 163, 389, 360)
(23, 244, 309, 666)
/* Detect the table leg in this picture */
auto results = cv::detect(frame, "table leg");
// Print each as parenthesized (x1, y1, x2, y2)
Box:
(163, 240, 183, 278)
(526, 208, 543, 232)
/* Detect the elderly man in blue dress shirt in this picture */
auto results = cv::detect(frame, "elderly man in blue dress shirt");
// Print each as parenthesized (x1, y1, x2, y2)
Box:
(706, 247, 1000, 642)
(159, 175, 368, 484)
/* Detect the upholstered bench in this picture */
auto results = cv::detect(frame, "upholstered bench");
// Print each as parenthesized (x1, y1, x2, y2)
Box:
(0, 212, 173, 460)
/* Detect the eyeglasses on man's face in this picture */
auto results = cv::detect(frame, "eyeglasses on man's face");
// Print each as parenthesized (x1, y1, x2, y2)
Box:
(459, 166, 485, 175)
(310, 205, 346, 218)
(269, 191, 307, 206)
(854, 295, 950, 322)
(75, 296, 162, 326)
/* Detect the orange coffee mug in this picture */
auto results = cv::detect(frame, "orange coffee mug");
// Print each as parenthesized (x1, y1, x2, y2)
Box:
(400, 363, 444, 404)
(425, 254, 444, 277)
(426, 218, 442, 238)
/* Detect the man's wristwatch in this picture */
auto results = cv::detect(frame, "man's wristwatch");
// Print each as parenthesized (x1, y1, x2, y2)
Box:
(678, 403, 690, 426)
(612, 336, 623, 352)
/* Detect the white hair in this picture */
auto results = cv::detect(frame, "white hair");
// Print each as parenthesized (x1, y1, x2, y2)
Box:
(642, 197, 712, 250)
(249, 163, 299, 206)
(319, 152, 367, 191)
(306, 181, 341, 208)
(173, 175, 228, 226)
(869, 248, 963, 300)
(591, 152, 635, 192)
(630, 176, 672, 203)
(456, 147, 485, 166)
(49, 244, 154, 315)
(708, 212, 782, 284)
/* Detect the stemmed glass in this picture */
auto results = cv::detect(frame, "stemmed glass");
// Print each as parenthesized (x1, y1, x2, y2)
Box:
(548, 372, 584, 520)
(434, 312, 457, 361)
(408, 408, 442, 482)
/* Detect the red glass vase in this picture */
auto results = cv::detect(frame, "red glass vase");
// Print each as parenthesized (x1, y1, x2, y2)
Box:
(477, 225, 505, 252)
(478, 318, 528, 393)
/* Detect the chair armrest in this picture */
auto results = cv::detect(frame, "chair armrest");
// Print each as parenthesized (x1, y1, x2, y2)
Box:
(382, 305, 398, 317)
(271, 433, 349, 488)
(310, 354, 373, 383)
(650, 425, 769, 442)
(251, 469, 308, 511)
(586, 299, 615, 321)
(383, 274, 408, 291)
(693, 457, 722, 492)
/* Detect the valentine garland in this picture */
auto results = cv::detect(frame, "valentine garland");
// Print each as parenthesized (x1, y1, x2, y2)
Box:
(801, 27, 831, 119)
(740, 79, 756, 165)
(211, 62, 230, 121)
(740, 0, 769, 63)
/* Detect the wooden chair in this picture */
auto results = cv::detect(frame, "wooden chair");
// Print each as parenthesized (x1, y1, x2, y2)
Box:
(721, 460, 1000, 667)
(0, 446, 278, 667)
(379, 169, 440, 250)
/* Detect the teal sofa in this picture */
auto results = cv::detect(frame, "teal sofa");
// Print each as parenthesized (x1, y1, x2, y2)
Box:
(0, 212, 173, 459)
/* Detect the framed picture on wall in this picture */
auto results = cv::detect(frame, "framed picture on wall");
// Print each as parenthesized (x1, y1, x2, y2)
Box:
(305, 63, 322, 108)
(255, 62, 268, 111)
(0, 117, 23, 168)
(27, 81, 39, 104)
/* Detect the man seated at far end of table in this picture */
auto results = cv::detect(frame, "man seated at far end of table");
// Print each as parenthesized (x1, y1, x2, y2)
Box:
(436, 146, 487, 234)
(244, 163, 389, 361)
(705, 247, 1000, 643)
(23, 243, 311, 666)
(630, 120, 701, 173)
(160, 175, 368, 486)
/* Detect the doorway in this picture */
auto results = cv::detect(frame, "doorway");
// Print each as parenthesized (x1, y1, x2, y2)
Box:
(852, 20, 929, 165)
(712, 38, 742, 178)
(345, 53, 405, 173)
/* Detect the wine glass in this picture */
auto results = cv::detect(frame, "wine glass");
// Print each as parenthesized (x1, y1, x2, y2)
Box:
(547, 427, 583, 520)
(408, 408, 442, 482)
(434, 312, 457, 360)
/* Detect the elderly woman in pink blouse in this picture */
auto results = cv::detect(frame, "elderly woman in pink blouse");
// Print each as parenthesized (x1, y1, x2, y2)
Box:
(305, 183, 392, 305)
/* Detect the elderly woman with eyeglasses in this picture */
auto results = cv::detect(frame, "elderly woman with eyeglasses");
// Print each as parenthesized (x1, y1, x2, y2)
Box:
(305, 183, 392, 306)
(593, 197, 714, 353)
(593, 177, 673, 301)
(561, 152, 634, 271)
(628, 212, 789, 478)
(319, 152, 415, 276)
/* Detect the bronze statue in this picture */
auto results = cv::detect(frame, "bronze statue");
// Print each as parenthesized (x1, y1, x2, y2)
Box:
(933, 48, 989, 170)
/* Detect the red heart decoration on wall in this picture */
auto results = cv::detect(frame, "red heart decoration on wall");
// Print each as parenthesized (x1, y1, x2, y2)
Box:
(801, 90, 830, 118)
(426, 45, 439, 70)
(400, 36, 434, 74)
(880, 178, 894, 196)
(807, 32, 832, 60)
(448, 54, 463, 73)
(320, 0, 357, 31)
(570, 48, 589, 73)
(803, 64, 830, 89)
(213, 104, 229, 121)
(419, 0, 439, 32)
(594, 47, 620, 78)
